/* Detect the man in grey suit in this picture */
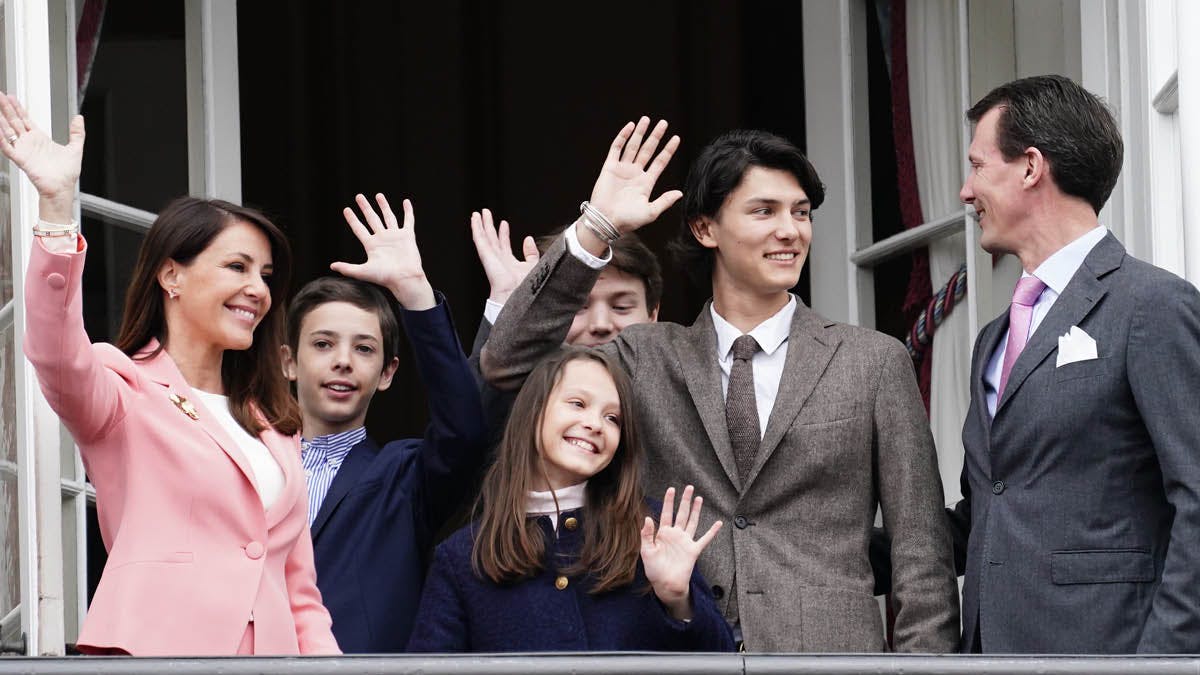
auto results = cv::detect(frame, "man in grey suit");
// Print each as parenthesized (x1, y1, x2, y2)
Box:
(954, 74, 1200, 653)
(482, 119, 959, 652)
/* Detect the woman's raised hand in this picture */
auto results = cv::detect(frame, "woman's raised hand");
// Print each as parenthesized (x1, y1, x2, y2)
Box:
(0, 93, 85, 223)
(588, 117, 682, 234)
(640, 485, 723, 622)
(331, 193, 436, 311)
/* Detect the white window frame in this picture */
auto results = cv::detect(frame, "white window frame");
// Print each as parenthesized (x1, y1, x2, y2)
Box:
(5, 0, 242, 654)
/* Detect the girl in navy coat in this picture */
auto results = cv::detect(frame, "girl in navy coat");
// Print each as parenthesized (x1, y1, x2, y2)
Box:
(407, 349, 734, 652)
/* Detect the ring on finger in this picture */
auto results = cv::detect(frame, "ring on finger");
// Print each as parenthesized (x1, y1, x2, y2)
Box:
(5, 133, 16, 144)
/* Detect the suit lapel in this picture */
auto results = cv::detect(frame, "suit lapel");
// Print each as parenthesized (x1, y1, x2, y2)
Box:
(311, 437, 378, 540)
(137, 342, 261, 495)
(259, 424, 300, 528)
(995, 233, 1123, 415)
(973, 314, 1007, 435)
(742, 304, 839, 492)
(674, 305, 742, 491)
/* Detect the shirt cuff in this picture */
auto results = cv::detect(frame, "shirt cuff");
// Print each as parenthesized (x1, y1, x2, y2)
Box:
(563, 222, 612, 270)
(483, 298, 503, 325)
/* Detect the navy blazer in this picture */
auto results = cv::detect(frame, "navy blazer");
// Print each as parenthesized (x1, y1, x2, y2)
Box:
(310, 297, 488, 653)
(406, 507, 736, 652)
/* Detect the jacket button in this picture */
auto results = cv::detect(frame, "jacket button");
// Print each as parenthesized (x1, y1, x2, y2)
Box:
(245, 541, 265, 559)
(563, 516, 578, 531)
(734, 515, 749, 529)
(711, 584, 725, 599)
(554, 575, 569, 590)
(46, 272, 66, 290)
(992, 480, 1005, 495)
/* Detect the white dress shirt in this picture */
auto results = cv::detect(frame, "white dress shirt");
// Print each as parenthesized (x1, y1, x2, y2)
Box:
(563, 222, 794, 438)
(193, 389, 286, 509)
(984, 225, 1108, 417)
(711, 297, 796, 439)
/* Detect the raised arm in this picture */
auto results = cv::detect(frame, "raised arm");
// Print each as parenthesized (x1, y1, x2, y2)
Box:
(1, 94, 137, 444)
(480, 117, 681, 390)
(333, 194, 488, 535)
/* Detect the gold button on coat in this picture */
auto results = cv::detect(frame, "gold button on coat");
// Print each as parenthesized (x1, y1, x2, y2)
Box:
(563, 516, 578, 531)
(555, 575, 569, 590)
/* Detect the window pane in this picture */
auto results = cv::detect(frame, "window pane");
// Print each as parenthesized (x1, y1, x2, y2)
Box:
(78, 0, 187, 212)
(0, 321, 18, 622)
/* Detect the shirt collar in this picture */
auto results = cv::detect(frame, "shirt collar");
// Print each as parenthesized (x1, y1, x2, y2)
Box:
(1030, 225, 1108, 295)
(301, 426, 366, 463)
(526, 482, 587, 516)
(711, 294, 796, 360)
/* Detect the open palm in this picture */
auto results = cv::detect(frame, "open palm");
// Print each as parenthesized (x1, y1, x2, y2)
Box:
(588, 117, 683, 233)
(331, 193, 435, 310)
(469, 208, 539, 304)
(0, 93, 84, 202)
(640, 485, 723, 618)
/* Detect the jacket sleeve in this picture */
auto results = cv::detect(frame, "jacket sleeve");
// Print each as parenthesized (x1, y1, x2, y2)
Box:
(284, 495, 341, 654)
(647, 570, 737, 652)
(873, 338, 960, 653)
(23, 236, 131, 445)
(406, 543, 470, 652)
(1130, 276, 1200, 652)
(397, 294, 490, 538)
(479, 235, 601, 390)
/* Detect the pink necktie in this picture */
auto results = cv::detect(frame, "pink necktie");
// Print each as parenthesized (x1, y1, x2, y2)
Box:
(998, 276, 1047, 398)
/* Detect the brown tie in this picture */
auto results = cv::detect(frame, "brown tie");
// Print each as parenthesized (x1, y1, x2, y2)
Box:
(726, 334, 762, 483)
(724, 334, 761, 631)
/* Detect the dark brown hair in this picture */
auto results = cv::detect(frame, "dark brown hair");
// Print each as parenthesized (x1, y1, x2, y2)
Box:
(670, 129, 826, 291)
(287, 276, 401, 367)
(471, 348, 648, 593)
(967, 74, 1123, 215)
(536, 231, 663, 312)
(115, 196, 300, 436)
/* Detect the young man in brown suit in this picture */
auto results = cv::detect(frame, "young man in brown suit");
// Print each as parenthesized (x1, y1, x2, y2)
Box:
(482, 119, 958, 652)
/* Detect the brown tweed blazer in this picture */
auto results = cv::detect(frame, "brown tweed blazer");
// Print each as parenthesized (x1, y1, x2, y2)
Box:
(482, 236, 959, 652)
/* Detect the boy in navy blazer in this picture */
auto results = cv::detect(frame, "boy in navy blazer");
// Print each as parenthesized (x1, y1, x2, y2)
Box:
(281, 193, 487, 652)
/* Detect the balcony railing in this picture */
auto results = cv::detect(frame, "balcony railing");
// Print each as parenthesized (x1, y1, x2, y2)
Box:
(1, 653, 1199, 674)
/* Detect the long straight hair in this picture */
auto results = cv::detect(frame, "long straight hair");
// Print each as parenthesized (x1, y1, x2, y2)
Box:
(472, 348, 648, 593)
(115, 196, 300, 436)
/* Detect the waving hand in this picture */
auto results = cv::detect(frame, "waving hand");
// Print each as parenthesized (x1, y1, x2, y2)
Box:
(588, 117, 683, 234)
(640, 485, 723, 622)
(331, 193, 436, 310)
(470, 208, 539, 305)
(0, 93, 84, 223)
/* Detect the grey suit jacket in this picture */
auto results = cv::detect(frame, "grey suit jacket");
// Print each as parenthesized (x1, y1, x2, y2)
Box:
(482, 237, 959, 652)
(955, 233, 1200, 653)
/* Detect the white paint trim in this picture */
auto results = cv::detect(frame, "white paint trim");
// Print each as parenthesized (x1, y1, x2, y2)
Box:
(850, 212, 965, 268)
(185, 0, 242, 202)
(803, 0, 872, 327)
(1178, 0, 1200, 286)
(7, 0, 66, 656)
(79, 192, 156, 231)
(960, 0, 991, 345)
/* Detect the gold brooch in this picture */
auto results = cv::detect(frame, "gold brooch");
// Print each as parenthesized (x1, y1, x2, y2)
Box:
(169, 392, 200, 420)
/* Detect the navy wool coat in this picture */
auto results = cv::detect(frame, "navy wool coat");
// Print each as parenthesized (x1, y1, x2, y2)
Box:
(406, 507, 736, 652)
(310, 297, 488, 653)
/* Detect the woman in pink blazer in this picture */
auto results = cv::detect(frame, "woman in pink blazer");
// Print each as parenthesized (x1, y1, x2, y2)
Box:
(0, 93, 339, 655)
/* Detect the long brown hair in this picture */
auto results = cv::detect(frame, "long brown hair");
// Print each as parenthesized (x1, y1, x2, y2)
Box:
(115, 196, 300, 436)
(472, 348, 648, 593)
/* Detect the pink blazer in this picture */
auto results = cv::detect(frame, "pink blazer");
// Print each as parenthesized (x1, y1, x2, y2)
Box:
(23, 237, 340, 656)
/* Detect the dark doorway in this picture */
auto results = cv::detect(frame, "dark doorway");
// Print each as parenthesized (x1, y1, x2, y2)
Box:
(237, 1, 809, 442)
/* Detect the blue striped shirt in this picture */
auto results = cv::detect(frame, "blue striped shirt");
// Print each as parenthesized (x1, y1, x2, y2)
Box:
(301, 427, 367, 527)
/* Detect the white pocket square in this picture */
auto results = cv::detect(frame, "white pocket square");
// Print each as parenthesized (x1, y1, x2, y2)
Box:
(1056, 326, 1098, 367)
